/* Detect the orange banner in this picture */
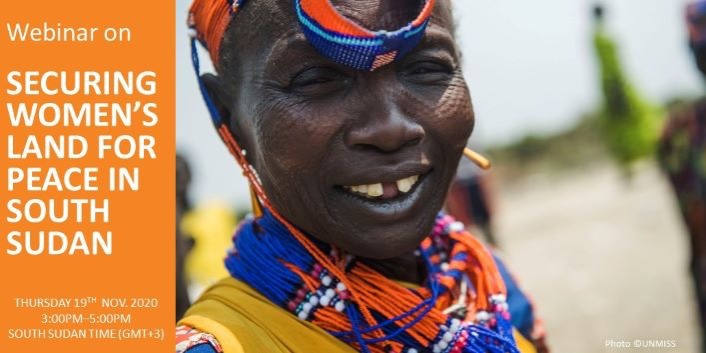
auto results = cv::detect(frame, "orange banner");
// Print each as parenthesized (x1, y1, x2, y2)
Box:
(0, 1, 174, 352)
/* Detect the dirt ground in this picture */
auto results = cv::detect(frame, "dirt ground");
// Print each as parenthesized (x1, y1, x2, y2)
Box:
(493, 161, 700, 353)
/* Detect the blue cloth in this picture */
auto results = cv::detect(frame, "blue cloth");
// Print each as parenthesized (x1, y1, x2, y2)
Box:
(494, 255, 536, 339)
(184, 343, 219, 353)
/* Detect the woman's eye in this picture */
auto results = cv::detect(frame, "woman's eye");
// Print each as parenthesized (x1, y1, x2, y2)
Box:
(404, 61, 454, 83)
(411, 63, 444, 74)
(289, 67, 348, 93)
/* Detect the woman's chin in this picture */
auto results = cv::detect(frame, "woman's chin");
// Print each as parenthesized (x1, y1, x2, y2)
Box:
(333, 223, 433, 260)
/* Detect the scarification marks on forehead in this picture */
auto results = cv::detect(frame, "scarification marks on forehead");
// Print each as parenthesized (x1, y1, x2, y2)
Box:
(219, 0, 291, 75)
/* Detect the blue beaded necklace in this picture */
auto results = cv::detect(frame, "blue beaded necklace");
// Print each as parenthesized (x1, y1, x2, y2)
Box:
(225, 209, 520, 353)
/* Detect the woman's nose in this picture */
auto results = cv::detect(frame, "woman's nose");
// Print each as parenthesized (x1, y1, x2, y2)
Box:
(345, 104, 425, 153)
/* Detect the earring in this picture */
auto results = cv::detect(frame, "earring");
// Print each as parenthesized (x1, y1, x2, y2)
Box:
(240, 148, 263, 217)
(250, 184, 263, 218)
(463, 148, 491, 170)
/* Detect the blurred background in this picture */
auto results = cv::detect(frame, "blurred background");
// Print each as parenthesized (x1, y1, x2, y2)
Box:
(176, 0, 702, 351)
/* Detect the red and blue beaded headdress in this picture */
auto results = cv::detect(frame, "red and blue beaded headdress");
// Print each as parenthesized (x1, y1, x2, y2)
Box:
(687, 0, 706, 48)
(190, 0, 435, 73)
(294, 0, 435, 71)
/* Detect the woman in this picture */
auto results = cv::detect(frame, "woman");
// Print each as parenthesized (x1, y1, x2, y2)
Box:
(177, 0, 547, 352)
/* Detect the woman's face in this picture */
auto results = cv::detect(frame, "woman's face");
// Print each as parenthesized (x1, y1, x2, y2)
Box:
(215, 0, 473, 259)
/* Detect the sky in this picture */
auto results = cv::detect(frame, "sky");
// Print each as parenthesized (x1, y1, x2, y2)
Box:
(176, 0, 702, 205)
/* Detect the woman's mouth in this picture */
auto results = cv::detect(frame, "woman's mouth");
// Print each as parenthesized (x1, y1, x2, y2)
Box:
(341, 175, 421, 200)
(330, 168, 433, 224)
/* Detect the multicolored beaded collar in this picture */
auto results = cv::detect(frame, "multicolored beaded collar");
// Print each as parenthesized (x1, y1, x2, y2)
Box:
(189, 0, 434, 71)
(226, 209, 519, 353)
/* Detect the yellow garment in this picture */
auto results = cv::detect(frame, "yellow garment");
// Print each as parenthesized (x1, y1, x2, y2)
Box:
(179, 277, 537, 353)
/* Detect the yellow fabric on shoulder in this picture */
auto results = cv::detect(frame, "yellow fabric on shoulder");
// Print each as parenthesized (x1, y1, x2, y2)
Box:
(180, 277, 356, 353)
(179, 277, 536, 353)
(514, 330, 537, 353)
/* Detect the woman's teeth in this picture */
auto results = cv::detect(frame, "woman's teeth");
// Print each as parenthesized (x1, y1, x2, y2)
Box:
(395, 175, 418, 193)
(344, 175, 420, 199)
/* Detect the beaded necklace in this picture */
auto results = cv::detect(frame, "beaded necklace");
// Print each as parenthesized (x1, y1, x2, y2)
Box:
(225, 208, 519, 353)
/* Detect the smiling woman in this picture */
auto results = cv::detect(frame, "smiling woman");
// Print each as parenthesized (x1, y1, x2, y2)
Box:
(177, 1, 546, 353)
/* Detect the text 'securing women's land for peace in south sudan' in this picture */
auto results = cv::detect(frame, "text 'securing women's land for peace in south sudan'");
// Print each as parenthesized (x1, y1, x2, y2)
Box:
(3, 69, 159, 256)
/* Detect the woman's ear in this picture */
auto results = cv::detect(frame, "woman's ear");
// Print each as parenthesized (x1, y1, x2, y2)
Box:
(200, 72, 253, 164)
(200, 73, 234, 128)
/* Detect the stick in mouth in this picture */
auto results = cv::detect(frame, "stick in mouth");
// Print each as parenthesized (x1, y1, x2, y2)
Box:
(463, 148, 492, 170)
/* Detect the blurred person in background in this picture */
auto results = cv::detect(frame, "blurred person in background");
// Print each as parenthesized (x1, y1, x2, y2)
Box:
(658, 1, 706, 350)
(592, 3, 662, 177)
(177, 154, 237, 318)
(445, 147, 497, 247)
(177, 154, 195, 320)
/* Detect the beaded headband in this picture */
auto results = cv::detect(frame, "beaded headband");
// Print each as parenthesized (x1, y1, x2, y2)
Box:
(189, 0, 247, 71)
(687, 0, 706, 48)
(295, 0, 435, 71)
(189, 0, 434, 71)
